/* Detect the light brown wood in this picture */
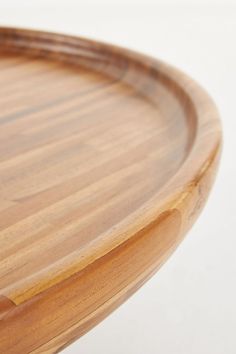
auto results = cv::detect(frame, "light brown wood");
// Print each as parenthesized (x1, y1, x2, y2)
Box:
(0, 27, 221, 353)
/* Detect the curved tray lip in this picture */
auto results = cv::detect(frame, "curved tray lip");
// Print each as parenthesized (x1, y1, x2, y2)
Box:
(0, 27, 222, 302)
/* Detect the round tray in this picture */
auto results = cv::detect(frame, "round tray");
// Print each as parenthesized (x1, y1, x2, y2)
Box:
(0, 28, 221, 353)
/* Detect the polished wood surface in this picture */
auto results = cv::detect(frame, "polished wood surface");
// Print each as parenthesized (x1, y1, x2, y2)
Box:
(0, 27, 221, 353)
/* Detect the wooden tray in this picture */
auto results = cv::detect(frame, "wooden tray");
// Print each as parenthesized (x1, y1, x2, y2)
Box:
(0, 28, 221, 353)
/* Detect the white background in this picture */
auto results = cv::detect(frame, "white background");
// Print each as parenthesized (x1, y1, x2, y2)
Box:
(0, 1, 235, 353)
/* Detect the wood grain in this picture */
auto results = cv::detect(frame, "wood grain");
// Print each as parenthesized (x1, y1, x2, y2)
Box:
(0, 27, 221, 353)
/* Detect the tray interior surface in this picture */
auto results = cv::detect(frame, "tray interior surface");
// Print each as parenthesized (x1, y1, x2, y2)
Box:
(0, 49, 191, 304)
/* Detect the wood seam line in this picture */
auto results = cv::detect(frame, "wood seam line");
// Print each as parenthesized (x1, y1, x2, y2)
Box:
(0, 295, 17, 320)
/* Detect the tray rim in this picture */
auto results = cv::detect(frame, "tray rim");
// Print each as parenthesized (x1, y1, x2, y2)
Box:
(0, 26, 222, 300)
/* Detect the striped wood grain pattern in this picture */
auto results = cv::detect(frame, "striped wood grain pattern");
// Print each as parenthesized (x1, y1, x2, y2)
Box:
(0, 28, 221, 353)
